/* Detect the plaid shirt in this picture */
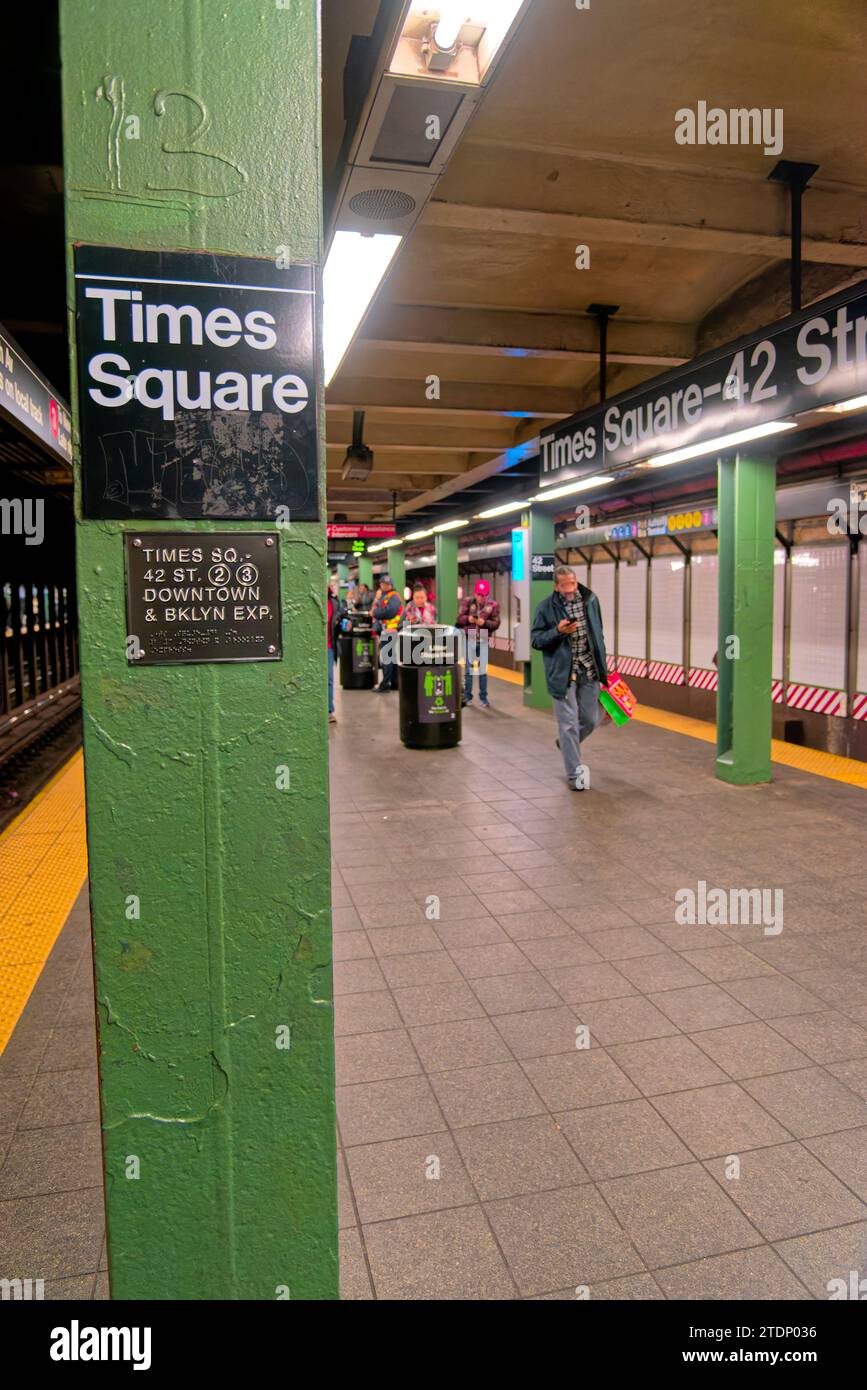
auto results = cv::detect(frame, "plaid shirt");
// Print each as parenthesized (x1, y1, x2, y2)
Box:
(563, 592, 597, 680)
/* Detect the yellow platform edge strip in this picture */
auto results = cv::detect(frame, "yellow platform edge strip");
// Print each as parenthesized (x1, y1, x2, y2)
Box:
(0, 750, 89, 1054)
(486, 665, 867, 790)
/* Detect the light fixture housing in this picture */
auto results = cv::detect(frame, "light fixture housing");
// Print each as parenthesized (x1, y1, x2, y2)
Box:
(403, 528, 435, 540)
(323, 231, 402, 386)
(475, 498, 531, 519)
(646, 420, 798, 469)
(432, 518, 469, 531)
(816, 393, 867, 414)
(531, 475, 614, 503)
(390, 2, 532, 87)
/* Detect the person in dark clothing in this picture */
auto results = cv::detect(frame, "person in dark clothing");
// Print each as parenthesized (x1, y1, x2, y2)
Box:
(457, 579, 500, 708)
(327, 585, 342, 722)
(371, 574, 404, 691)
(531, 565, 608, 790)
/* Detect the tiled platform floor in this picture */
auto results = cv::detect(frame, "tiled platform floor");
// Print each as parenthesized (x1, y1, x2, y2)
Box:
(3, 676, 867, 1297)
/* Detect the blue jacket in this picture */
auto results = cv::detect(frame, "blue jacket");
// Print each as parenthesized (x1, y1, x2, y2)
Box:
(531, 585, 608, 699)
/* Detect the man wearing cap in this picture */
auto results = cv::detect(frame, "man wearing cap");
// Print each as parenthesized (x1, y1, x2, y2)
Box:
(457, 579, 501, 709)
(371, 574, 405, 692)
(531, 564, 607, 791)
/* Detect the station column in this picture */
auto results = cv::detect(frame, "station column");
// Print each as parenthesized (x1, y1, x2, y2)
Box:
(716, 453, 776, 784)
(59, 0, 336, 1298)
(435, 532, 458, 625)
(523, 509, 554, 710)
(388, 545, 406, 599)
(358, 554, 374, 590)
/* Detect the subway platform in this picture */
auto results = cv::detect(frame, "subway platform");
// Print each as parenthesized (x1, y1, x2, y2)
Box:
(2, 674, 867, 1299)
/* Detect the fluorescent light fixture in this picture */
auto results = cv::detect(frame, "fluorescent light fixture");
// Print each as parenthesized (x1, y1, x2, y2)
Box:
(368, 541, 388, 553)
(323, 231, 402, 386)
(403, 528, 434, 541)
(816, 393, 867, 414)
(434, 2, 465, 49)
(531, 475, 614, 503)
(432, 518, 468, 532)
(646, 421, 798, 469)
(394, 2, 529, 85)
(475, 498, 530, 519)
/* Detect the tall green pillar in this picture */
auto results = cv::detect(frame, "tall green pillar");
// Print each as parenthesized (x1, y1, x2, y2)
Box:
(60, 0, 336, 1298)
(388, 546, 406, 599)
(716, 453, 776, 785)
(337, 560, 350, 598)
(435, 533, 458, 625)
(357, 554, 373, 589)
(524, 509, 554, 710)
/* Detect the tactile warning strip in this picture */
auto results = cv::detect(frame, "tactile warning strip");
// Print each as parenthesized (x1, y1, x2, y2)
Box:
(0, 751, 89, 1053)
(487, 666, 867, 789)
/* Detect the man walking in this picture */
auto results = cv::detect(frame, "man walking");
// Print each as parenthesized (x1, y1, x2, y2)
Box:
(531, 565, 608, 790)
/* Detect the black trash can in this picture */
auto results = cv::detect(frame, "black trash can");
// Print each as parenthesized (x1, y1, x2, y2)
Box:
(338, 616, 376, 690)
(397, 624, 462, 750)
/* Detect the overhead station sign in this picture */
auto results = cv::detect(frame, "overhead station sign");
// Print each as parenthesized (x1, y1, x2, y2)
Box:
(0, 323, 72, 465)
(538, 278, 867, 489)
(327, 524, 396, 540)
(75, 245, 319, 521)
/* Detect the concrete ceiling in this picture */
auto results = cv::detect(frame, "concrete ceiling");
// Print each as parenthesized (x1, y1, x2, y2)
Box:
(323, 0, 867, 522)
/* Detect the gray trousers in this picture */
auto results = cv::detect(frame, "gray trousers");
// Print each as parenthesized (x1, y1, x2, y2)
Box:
(552, 676, 601, 782)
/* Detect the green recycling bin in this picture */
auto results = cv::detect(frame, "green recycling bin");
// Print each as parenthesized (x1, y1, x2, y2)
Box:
(397, 624, 462, 749)
(339, 616, 376, 690)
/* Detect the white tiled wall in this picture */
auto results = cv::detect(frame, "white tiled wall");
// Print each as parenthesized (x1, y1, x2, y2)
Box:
(651, 556, 684, 665)
(590, 562, 616, 656)
(618, 560, 647, 659)
(790, 544, 847, 690)
(690, 553, 717, 670)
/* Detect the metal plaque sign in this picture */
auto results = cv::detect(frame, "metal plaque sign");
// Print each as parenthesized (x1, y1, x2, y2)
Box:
(538, 276, 867, 489)
(75, 245, 318, 521)
(125, 532, 281, 665)
(531, 553, 556, 581)
(418, 666, 458, 724)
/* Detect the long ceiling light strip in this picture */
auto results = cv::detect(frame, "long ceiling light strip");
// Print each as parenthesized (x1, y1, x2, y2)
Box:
(323, 231, 402, 387)
(646, 420, 798, 469)
(530, 475, 614, 503)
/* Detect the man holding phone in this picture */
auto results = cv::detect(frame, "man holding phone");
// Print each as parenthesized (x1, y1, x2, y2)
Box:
(531, 565, 608, 790)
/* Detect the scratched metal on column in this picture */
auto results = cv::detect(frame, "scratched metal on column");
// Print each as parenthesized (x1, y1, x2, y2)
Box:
(59, 0, 337, 1297)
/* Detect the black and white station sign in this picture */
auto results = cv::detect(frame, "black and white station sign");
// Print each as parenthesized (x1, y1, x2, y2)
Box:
(74, 245, 319, 521)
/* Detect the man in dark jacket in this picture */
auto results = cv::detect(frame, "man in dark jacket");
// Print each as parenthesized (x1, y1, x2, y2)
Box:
(531, 565, 608, 790)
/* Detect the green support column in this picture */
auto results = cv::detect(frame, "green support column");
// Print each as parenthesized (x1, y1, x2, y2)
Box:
(60, 0, 336, 1298)
(524, 509, 554, 710)
(388, 546, 406, 599)
(435, 533, 458, 625)
(337, 561, 350, 599)
(357, 554, 373, 590)
(716, 453, 776, 785)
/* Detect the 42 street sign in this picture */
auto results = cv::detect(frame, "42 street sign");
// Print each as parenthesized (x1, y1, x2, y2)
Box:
(538, 277, 867, 488)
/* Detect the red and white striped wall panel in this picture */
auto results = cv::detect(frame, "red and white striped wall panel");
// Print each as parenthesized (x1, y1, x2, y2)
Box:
(785, 684, 845, 716)
(853, 694, 867, 722)
(647, 661, 685, 685)
(615, 656, 648, 678)
(689, 668, 718, 691)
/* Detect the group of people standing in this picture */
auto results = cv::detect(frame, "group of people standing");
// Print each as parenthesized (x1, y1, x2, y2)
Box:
(327, 563, 609, 794)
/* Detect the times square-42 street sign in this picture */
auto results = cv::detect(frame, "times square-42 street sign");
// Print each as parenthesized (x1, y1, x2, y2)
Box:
(538, 277, 867, 489)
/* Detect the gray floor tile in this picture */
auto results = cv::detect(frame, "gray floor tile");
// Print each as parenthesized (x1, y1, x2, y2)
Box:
(773, 1222, 867, 1299)
(649, 984, 757, 1031)
(485, 1185, 645, 1296)
(655, 1245, 810, 1300)
(578, 926, 664, 960)
(345, 1132, 476, 1223)
(599, 1164, 763, 1267)
(334, 990, 404, 1037)
(576, 995, 681, 1046)
(651, 1081, 793, 1158)
(334, 1029, 421, 1085)
(339, 1227, 375, 1300)
(454, 1114, 589, 1200)
(743, 1067, 867, 1138)
(379, 951, 462, 988)
(690, 1020, 813, 1079)
(703, 1142, 867, 1242)
(392, 980, 485, 1027)
(0, 1187, 104, 1279)
(615, 952, 708, 993)
(557, 1099, 693, 1178)
(470, 970, 563, 1015)
(362, 1206, 515, 1300)
(521, 1049, 639, 1111)
(427, 1060, 546, 1128)
(337, 1075, 446, 1147)
(408, 1017, 512, 1072)
(769, 1011, 867, 1064)
(545, 962, 637, 1005)
(333, 958, 388, 995)
(680, 946, 776, 982)
(802, 1128, 867, 1202)
(492, 1007, 589, 1060)
(722, 975, 826, 1020)
(0, 1122, 103, 1198)
(449, 943, 530, 979)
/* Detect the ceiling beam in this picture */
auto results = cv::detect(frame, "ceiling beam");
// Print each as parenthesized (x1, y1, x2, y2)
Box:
(327, 380, 577, 416)
(360, 304, 693, 366)
(423, 200, 867, 267)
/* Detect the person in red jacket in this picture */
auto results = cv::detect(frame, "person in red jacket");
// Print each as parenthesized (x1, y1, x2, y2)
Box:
(457, 579, 500, 708)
